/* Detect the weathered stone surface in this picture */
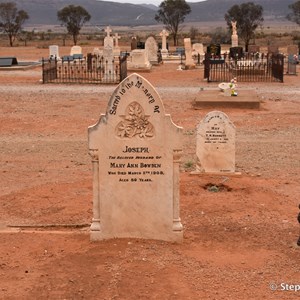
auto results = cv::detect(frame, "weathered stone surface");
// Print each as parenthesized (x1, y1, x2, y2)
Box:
(88, 73, 183, 242)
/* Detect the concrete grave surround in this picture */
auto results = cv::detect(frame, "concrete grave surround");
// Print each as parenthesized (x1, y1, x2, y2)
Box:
(49, 45, 60, 59)
(88, 73, 183, 242)
(196, 111, 236, 173)
(145, 36, 159, 64)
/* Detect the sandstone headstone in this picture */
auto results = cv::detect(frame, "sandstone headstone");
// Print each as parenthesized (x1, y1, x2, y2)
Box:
(160, 29, 169, 58)
(88, 73, 183, 242)
(192, 43, 205, 56)
(92, 47, 102, 56)
(49, 45, 60, 59)
(287, 45, 298, 75)
(231, 21, 238, 47)
(196, 111, 236, 173)
(131, 36, 137, 50)
(184, 38, 195, 69)
(145, 36, 158, 64)
(103, 26, 115, 80)
(113, 32, 121, 56)
(70, 45, 82, 56)
(127, 49, 151, 71)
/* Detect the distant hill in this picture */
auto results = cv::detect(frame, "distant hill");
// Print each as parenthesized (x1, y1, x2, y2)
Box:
(187, 0, 295, 22)
(0, 0, 295, 26)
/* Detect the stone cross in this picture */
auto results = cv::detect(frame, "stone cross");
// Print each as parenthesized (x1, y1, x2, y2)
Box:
(105, 26, 112, 37)
(160, 29, 169, 52)
(160, 29, 169, 58)
(114, 33, 121, 48)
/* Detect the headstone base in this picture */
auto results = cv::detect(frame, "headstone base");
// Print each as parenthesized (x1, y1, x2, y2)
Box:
(90, 229, 183, 243)
(161, 50, 169, 59)
(231, 35, 238, 48)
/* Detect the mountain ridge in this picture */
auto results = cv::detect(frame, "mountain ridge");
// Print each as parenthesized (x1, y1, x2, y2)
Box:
(0, 0, 295, 26)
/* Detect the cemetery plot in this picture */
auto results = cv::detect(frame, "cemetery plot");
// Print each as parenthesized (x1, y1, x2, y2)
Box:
(42, 55, 127, 84)
(204, 53, 284, 82)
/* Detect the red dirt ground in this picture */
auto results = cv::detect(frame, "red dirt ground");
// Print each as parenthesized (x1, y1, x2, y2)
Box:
(0, 47, 300, 299)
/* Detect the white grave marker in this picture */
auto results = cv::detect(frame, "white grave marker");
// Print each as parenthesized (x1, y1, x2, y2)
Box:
(88, 73, 183, 242)
(103, 26, 115, 80)
(196, 111, 236, 173)
(49, 45, 60, 59)
(160, 29, 169, 58)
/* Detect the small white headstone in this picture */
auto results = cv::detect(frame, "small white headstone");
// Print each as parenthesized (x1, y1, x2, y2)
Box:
(88, 73, 183, 242)
(49, 45, 60, 59)
(196, 111, 236, 173)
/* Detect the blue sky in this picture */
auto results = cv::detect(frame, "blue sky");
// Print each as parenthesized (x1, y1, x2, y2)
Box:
(99, 0, 206, 5)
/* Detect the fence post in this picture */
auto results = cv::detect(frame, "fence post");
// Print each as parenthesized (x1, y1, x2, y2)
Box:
(203, 53, 210, 82)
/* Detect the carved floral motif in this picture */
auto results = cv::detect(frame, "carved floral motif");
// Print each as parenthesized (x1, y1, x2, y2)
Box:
(116, 102, 155, 139)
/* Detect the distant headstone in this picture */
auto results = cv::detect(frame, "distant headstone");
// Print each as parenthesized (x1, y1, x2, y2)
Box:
(287, 45, 298, 56)
(70, 45, 82, 56)
(92, 47, 102, 56)
(231, 21, 238, 47)
(88, 73, 183, 242)
(49, 45, 60, 59)
(287, 45, 298, 75)
(229, 47, 243, 59)
(137, 41, 145, 49)
(131, 36, 137, 50)
(113, 33, 121, 48)
(113, 32, 121, 56)
(103, 26, 115, 80)
(196, 111, 236, 173)
(184, 38, 195, 69)
(127, 49, 151, 71)
(145, 36, 159, 64)
(207, 44, 221, 56)
(192, 43, 205, 56)
(160, 29, 169, 58)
